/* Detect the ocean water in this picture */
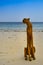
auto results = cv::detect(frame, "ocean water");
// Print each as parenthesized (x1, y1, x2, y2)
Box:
(0, 22, 43, 32)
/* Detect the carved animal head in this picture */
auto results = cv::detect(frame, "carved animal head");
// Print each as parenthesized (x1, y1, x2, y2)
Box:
(23, 18, 30, 24)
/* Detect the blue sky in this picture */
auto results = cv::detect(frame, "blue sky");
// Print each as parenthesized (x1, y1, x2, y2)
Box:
(0, 0, 43, 22)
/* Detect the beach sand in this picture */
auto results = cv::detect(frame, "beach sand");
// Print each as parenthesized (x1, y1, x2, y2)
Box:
(0, 31, 43, 65)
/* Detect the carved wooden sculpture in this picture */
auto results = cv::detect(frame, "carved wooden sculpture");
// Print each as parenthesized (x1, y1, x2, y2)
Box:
(23, 18, 36, 61)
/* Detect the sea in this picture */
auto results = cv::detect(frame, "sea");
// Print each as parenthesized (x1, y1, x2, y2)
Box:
(0, 22, 43, 32)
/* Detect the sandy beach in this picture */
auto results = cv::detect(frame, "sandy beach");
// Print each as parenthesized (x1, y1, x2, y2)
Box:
(0, 31, 43, 65)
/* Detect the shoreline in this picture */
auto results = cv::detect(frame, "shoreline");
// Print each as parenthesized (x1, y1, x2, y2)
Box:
(0, 29, 43, 32)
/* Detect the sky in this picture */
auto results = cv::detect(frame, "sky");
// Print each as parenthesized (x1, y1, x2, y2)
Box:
(0, 0, 43, 22)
